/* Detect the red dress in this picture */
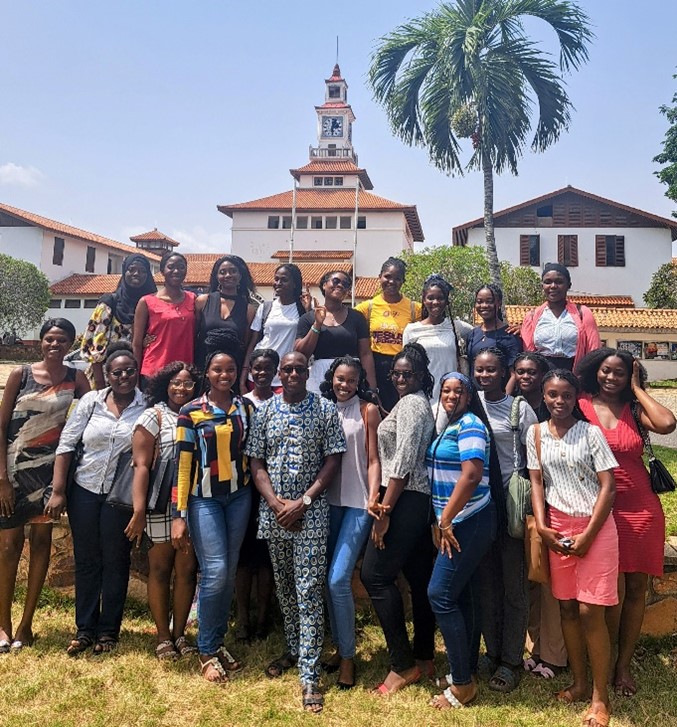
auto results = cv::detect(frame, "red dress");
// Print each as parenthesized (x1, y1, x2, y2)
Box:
(579, 397, 665, 576)
(141, 291, 197, 376)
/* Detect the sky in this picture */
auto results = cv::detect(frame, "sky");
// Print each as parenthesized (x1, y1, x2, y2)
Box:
(2, 0, 677, 254)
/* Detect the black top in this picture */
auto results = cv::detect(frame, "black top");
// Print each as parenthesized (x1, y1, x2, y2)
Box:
(466, 325, 523, 374)
(196, 291, 249, 369)
(296, 308, 369, 359)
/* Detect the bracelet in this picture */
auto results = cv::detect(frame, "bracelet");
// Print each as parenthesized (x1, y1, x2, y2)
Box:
(311, 326, 322, 335)
(439, 522, 452, 531)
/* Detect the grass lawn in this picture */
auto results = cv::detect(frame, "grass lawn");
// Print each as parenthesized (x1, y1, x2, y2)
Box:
(651, 445, 677, 536)
(0, 587, 676, 727)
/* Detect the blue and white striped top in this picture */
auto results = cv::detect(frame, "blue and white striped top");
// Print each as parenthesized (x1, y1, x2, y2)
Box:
(426, 411, 491, 525)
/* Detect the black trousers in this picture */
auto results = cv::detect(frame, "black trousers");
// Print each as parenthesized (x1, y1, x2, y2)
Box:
(373, 352, 398, 413)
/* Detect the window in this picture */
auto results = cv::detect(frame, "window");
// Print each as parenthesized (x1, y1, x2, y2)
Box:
(328, 85, 341, 99)
(64, 299, 81, 309)
(537, 204, 553, 218)
(48, 299, 62, 309)
(357, 216, 366, 229)
(53, 237, 65, 266)
(311, 216, 323, 229)
(267, 216, 280, 229)
(296, 216, 308, 229)
(313, 177, 323, 186)
(325, 216, 337, 229)
(84, 299, 98, 309)
(107, 254, 122, 275)
(340, 216, 351, 229)
(323, 177, 334, 186)
(282, 216, 292, 229)
(328, 144, 337, 157)
(595, 235, 625, 267)
(519, 234, 540, 266)
(334, 177, 344, 186)
(557, 234, 578, 266)
(85, 245, 96, 273)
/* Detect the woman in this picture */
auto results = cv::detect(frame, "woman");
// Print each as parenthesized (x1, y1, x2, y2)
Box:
(235, 348, 279, 641)
(403, 274, 472, 404)
(577, 348, 676, 698)
(132, 252, 197, 385)
(241, 263, 310, 393)
(296, 270, 375, 393)
(125, 362, 200, 660)
(514, 352, 568, 680)
(355, 257, 421, 412)
(81, 253, 157, 389)
(0, 318, 89, 652)
(172, 328, 253, 684)
(426, 372, 497, 709)
(527, 369, 618, 727)
(360, 342, 436, 694)
(51, 342, 146, 655)
(521, 263, 601, 371)
(195, 255, 257, 371)
(320, 356, 381, 690)
(473, 347, 537, 692)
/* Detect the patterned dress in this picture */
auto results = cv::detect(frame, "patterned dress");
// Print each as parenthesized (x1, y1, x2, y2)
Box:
(2, 366, 77, 528)
(80, 302, 131, 386)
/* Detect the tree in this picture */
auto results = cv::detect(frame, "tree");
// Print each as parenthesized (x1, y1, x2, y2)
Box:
(401, 244, 541, 320)
(644, 261, 677, 308)
(0, 254, 51, 335)
(654, 73, 677, 218)
(368, 0, 592, 286)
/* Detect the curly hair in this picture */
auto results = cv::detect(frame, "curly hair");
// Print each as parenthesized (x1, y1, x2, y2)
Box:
(541, 368, 588, 421)
(208, 254, 256, 301)
(145, 361, 200, 407)
(380, 256, 407, 279)
(391, 342, 434, 399)
(202, 328, 244, 395)
(320, 356, 378, 404)
(104, 340, 137, 369)
(319, 270, 352, 296)
(472, 346, 510, 389)
(576, 347, 646, 402)
(475, 283, 504, 322)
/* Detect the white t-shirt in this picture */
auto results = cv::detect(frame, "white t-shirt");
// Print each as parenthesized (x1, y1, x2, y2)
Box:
(250, 299, 302, 387)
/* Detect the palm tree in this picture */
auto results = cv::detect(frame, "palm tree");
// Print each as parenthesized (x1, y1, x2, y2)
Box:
(369, 0, 593, 285)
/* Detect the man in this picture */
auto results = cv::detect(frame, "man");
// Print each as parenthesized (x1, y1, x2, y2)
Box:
(246, 351, 345, 714)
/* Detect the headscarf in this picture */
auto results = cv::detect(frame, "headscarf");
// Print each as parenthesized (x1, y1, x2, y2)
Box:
(440, 370, 475, 394)
(541, 262, 572, 287)
(100, 253, 157, 325)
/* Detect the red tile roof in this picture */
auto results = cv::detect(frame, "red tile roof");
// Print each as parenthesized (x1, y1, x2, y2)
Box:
(218, 189, 424, 241)
(354, 277, 379, 299)
(505, 305, 677, 332)
(129, 228, 179, 247)
(0, 202, 161, 260)
(289, 160, 373, 189)
(271, 250, 353, 261)
(326, 64, 344, 82)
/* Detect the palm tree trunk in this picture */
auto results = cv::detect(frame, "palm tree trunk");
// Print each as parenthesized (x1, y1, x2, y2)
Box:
(482, 150, 501, 288)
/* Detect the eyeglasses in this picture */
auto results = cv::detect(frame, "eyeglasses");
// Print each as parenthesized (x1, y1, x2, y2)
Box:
(169, 379, 196, 390)
(109, 367, 137, 379)
(280, 365, 308, 375)
(390, 370, 415, 381)
(329, 276, 351, 289)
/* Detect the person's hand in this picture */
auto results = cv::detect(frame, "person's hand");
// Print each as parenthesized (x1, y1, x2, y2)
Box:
(631, 359, 643, 393)
(0, 477, 15, 519)
(313, 304, 326, 329)
(567, 531, 592, 558)
(44, 491, 67, 520)
(505, 322, 521, 337)
(438, 521, 461, 558)
(537, 526, 570, 555)
(142, 333, 157, 349)
(367, 498, 390, 520)
(124, 511, 147, 547)
(171, 517, 191, 554)
(371, 516, 390, 549)
(275, 496, 306, 530)
(300, 287, 312, 312)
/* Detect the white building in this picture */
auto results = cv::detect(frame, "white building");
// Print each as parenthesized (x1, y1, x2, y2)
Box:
(452, 186, 677, 307)
(221, 64, 424, 278)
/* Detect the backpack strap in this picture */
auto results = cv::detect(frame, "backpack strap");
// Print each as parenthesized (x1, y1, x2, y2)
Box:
(367, 300, 373, 328)
(510, 396, 524, 472)
(260, 301, 274, 330)
(359, 400, 370, 457)
(410, 299, 416, 322)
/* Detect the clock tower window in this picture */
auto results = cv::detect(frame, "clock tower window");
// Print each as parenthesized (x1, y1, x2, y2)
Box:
(323, 177, 334, 186)
(313, 177, 322, 186)
(328, 85, 341, 99)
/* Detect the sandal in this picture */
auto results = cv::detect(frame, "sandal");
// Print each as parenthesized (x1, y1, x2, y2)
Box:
(265, 651, 297, 678)
(93, 636, 118, 655)
(532, 661, 561, 679)
(430, 685, 477, 709)
(155, 639, 179, 661)
(66, 634, 94, 657)
(174, 636, 197, 657)
(582, 704, 611, 727)
(0, 640, 10, 655)
(523, 656, 540, 672)
(488, 664, 521, 693)
(435, 672, 453, 689)
(302, 683, 324, 714)
(200, 655, 229, 685)
(216, 645, 243, 674)
(372, 666, 421, 695)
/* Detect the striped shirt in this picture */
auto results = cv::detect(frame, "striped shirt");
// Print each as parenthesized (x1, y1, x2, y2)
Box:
(174, 394, 253, 511)
(426, 411, 491, 525)
(526, 420, 618, 517)
(533, 307, 578, 358)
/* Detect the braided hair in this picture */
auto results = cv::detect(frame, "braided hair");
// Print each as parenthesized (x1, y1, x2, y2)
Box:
(421, 273, 462, 365)
(475, 283, 504, 323)
(514, 351, 550, 377)
(320, 356, 378, 404)
(380, 256, 407, 279)
(472, 345, 510, 389)
(391, 342, 434, 399)
(202, 328, 244, 395)
(208, 254, 256, 301)
(541, 368, 588, 421)
(576, 347, 646, 402)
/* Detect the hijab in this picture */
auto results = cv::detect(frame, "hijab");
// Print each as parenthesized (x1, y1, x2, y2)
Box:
(100, 253, 157, 325)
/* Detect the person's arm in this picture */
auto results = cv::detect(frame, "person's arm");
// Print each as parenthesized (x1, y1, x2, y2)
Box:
(358, 339, 377, 390)
(0, 367, 23, 518)
(74, 370, 91, 398)
(294, 309, 325, 357)
(124, 422, 155, 546)
(437, 458, 484, 557)
(632, 360, 676, 434)
(365, 404, 382, 512)
(503, 331, 523, 395)
(581, 305, 602, 354)
(132, 297, 149, 371)
(244, 303, 258, 349)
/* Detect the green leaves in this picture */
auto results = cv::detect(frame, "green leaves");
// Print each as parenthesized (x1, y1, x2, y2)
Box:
(644, 262, 677, 309)
(0, 253, 51, 334)
(654, 75, 677, 219)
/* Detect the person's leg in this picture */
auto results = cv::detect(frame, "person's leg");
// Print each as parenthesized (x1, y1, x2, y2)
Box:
(538, 583, 568, 669)
(220, 488, 252, 640)
(498, 534, 529, 668)
(254, 554, 274, 637)
(234, 564, 253, 639)
(171, 544, 198, 643)
(13, 523, 53, 644)
(612, 572, 648, 696)
(558, 599, 590, 702)
(373, 354, 397, 412)
(146, 542, 175, 644)
(0, 527, 24, 643)
(477, 535, 503, 668)
(267, 537, 299, 661)
(580, 603, 612, 719)
(525, 580, 542, 666)
(325, 504, 345, 657)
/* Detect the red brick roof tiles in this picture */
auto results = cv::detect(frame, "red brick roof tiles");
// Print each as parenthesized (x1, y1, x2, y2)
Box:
(129, 228, 179, 246)
(289, 160, 373, 189)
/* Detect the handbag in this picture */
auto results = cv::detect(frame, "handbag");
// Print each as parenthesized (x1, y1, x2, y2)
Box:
(65, 399, 96, 494)
(506, 396, 532, 539)
(631, 401, 676, 495)
(524, 424, 550, 584)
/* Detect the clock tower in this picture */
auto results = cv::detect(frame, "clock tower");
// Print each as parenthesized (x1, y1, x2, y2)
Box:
(312, 64, 357, 162)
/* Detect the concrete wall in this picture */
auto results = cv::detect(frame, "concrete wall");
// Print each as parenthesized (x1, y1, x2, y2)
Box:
(0, 226, 43, 267)
(601, 331, 677, 381)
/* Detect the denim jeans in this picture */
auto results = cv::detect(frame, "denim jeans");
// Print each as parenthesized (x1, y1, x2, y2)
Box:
(428, 502, 497, 686)
(68, 484, 133, 640)
(187, 487, 251, 654)
(326, 505, 372, 659)
(478, 529, 529, 668)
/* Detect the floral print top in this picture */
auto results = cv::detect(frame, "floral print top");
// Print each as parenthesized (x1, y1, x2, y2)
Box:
(80, 302, 131, 381)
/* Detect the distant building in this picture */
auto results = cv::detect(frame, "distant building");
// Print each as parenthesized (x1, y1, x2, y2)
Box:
(221, 64, 424, 278)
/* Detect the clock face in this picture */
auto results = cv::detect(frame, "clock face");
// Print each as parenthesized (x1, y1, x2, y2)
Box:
(322, 116, 343, 137)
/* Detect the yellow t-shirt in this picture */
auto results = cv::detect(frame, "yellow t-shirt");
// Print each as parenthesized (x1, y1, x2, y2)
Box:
(355, 294, 422, 356)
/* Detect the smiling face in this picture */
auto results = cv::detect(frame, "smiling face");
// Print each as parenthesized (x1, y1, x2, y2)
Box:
(332, 363, 360, 402)
(543, 377, 577, 421)
(125, 262, 148, 289)
(250, 356, 276, 390)
(390, 356, 421, 398)
(273, 267, 295, 302)
(106, 354, 138, 394)
(440, 377, 470, 418)
(162, 255, 187, 287)
(596, 355, 629, 399)
(379, 264, 404, 298)
(40, 326, 73, 363)
(514, 358, 544, 396)
(323, 273, 351, 302)
(279, 352, 309, 399)
(541, 271, 569, 304)
(217, 261, 241, 294)
(475, 288, 498, 323)
(206, 353, 238, 394)
(473, 351, 504, 396)
(423, 285, 447, 322)
(167, 368, 197, 409)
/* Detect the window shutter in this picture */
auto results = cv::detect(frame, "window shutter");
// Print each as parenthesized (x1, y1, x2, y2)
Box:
(520, 235, 530, 266)
(595, 235, 606, 266)
(557, 235, 565, 264)
(615, 236, 625, 266)
(569, 236, 578, 266)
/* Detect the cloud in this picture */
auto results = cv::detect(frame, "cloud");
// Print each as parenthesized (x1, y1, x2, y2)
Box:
(0, 162, 44, 187)
(169, 226, 230, 254)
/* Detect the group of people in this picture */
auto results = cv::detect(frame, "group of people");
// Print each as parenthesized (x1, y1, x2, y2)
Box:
(0, 250, 673, 725)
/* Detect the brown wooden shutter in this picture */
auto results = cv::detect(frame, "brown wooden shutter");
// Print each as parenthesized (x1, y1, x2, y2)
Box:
(595, 235, 606, 266)
(569, 235, 578, 266)
(615, 236, 625, 266)
(520, 235, 530, 265)
(557, 235, 565, 264)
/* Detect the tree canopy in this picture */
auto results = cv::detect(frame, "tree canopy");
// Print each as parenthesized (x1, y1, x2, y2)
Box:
(0, 254, 51, 334)
(644, 261, 677, 309)
(654, 73, 677, 218)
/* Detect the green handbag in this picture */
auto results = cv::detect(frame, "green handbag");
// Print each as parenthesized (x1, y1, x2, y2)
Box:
(506, 396, 532, 539)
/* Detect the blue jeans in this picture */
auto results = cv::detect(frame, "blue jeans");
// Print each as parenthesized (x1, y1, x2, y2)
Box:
(428, 502, 497, 686)
(187, 488, 251, 654)
(326, 505, 372, 659)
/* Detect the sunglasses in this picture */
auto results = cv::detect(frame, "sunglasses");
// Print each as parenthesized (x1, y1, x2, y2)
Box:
(169, 379, 196, 390)
(390, 370, 416, 381)
(280, 365, 308, 375)
(109, 367, 137, 379)
(329, 276, 351, 289)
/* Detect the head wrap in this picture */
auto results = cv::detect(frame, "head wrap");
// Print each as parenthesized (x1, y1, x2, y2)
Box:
(100, 253, 157, 325)
(542, 262, 572, 287)
(440, 371, 475, 393)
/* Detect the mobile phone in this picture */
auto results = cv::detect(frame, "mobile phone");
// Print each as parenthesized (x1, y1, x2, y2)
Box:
(559, 537, 574, 549)
(136, 531, 154, 555)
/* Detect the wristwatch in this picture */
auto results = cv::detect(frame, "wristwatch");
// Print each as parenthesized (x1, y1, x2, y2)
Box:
(302, 493, 312, 508)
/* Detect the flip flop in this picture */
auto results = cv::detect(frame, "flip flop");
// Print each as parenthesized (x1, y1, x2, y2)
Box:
(430, 686, 477, 709)
(0, 640, 10, 655)
(582, 705, 611, 727)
